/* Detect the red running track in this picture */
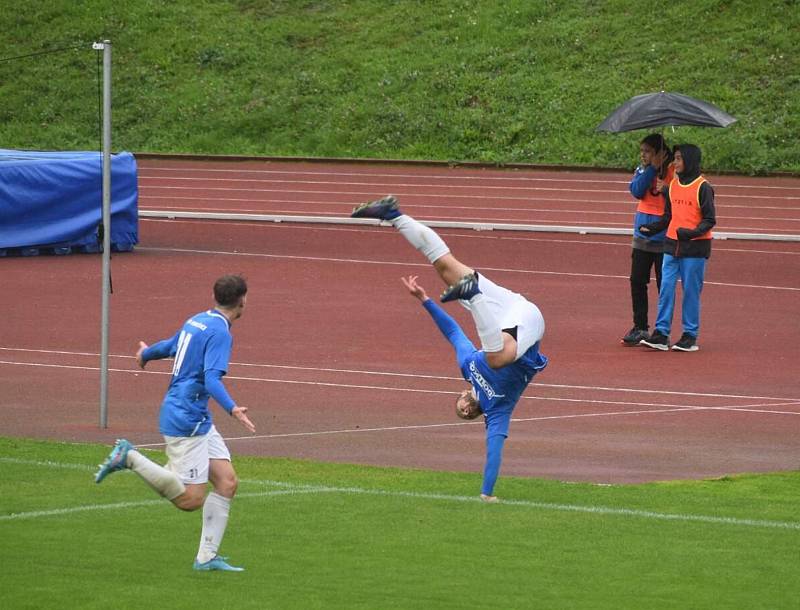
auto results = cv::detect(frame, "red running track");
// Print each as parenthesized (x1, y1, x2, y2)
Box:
(135, 158, 800, 238)
(1, 159, 799, 484)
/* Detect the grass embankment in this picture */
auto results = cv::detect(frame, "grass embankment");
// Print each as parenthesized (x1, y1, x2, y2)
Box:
(1, 1, 798, 173)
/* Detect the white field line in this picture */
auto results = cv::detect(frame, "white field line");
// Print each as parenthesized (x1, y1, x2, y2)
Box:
(135, 245, 800, 292)
(139, 217, 800, 256)
(0, 490, 329, 522)
(1, 458, 798, 530)
(2, 346, 799, 405)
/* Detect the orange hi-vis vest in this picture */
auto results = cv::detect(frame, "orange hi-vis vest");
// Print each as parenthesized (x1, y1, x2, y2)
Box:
(637, 163, 675, 215)
(667, 175, 713, 240)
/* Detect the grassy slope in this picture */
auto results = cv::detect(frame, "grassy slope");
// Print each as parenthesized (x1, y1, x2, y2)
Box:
(1, 0, 798, 173)
(2, 438, 800, 609)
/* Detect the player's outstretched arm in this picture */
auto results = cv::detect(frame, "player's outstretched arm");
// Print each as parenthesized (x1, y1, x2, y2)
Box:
(135, 341, 149, 369)
(481, 434, 506, 502)
(136, 332, 181, 368)
(403, 276, 476, 367)
(232, 405, 256, 433)
(401, 275, 429, 302)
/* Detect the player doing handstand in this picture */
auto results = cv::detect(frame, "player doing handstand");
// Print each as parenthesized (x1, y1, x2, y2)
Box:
(352, 196, 548, 502)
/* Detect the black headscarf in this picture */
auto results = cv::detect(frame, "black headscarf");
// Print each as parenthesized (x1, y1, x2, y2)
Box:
(676, 144, 702, 183)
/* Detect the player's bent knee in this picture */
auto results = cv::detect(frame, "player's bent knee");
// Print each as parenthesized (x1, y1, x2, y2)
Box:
(215, 475, 238, 498)
(172, 496, 203, 512)
(171, 486, 206, 511)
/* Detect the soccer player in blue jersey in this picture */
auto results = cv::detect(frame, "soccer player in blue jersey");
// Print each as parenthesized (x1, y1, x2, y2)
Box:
(352, 197, 548, 502)
(94, 274, 255, 571)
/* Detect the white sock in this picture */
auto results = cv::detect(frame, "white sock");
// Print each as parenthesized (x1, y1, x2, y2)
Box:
(466, 293, 504, 352)
(127, 450, 186, 500)
(391, 215, 450, 263)
(196, 492, 231, 563)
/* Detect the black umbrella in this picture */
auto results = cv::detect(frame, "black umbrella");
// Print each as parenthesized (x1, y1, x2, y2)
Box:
(596, 91, 736, 132)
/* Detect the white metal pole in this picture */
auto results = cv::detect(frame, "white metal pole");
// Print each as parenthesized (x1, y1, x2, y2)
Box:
(98, 40, 112, 428)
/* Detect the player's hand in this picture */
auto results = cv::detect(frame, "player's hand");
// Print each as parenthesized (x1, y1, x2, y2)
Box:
(401, 275, 429, 302)
(652, 149, 666, 169)
(480, 494, 499, 503)
(135, 341, 149, 369)
(232, 405, 256, 433)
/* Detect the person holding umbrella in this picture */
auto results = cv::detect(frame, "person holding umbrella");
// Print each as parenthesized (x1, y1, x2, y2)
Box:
(621, 133, 675, 346)
(638, 144, 716, 352)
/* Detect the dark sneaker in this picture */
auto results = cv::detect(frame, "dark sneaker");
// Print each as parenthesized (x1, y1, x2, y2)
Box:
(441, 272, 480, 303)
(350, 195, 401, 220)
(640, 330, 669, 351)
(672, 333, 699, 352)
(621, 327, 649, 346)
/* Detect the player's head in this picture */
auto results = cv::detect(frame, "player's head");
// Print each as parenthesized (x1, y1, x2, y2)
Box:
(674, 143, 702, 181)
(214, 274, 248, 319)
(640, 133, 668, 163)
(455, 388, 481, 420)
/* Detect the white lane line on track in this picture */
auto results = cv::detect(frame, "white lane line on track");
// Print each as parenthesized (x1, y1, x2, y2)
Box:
(6, 355, 798, 423)
(135, 245, 800, 291)
(4, 359, 800, 413)
(140, 203, 800, 226)
(130, 406, 713, 447)
(138, 182, 800, 203)
(3, 360, 799, 423)
(137, 167, 800, 194)
(138, 193, 800, 213)
(2, 458, 798, 530)
(2, 346, 799, 404)
(138, 218, 800, 255)
(137, 200, 800, 230)
(140, 198, 635, 217)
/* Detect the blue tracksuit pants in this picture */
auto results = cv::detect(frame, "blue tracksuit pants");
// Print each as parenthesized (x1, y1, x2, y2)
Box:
(655, 254, 707, 338)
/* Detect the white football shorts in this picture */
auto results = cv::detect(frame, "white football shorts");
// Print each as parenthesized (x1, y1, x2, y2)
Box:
(462, 272, 545, 359)
(163, 425, 231, 485)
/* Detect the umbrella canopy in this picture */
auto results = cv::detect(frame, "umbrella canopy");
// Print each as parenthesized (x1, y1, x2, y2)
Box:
(596, 91, 737, 132)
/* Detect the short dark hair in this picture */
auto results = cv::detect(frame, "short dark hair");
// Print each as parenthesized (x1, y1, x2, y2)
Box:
(641, 133, 667, 153)
(213, 274, 248, 307)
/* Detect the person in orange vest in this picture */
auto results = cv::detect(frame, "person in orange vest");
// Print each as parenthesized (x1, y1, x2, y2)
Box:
(638, 144, 716, 352)
(622, 133, 675, 346)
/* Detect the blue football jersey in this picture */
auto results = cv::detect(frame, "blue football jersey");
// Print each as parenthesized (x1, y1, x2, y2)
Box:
(145, 310, 234, 437)
(459, 342, 548, 439)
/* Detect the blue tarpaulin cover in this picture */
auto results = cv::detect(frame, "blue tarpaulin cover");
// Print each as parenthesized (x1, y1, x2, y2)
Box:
(0, 149, 138, 253)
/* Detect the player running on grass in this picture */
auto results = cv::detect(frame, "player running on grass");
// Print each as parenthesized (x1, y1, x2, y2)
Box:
(352, 196, 548, 502)
(95, 274, 255, 572)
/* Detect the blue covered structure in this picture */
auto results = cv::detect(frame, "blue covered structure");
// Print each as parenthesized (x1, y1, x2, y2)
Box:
(0, 149, 138, 255)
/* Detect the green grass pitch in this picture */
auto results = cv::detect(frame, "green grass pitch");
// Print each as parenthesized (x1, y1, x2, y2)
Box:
(1, 437, 798, 609)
